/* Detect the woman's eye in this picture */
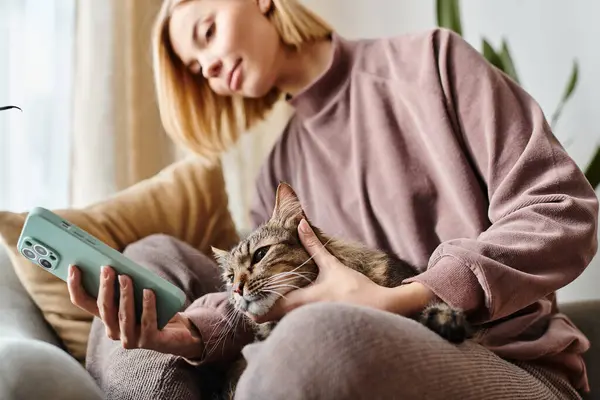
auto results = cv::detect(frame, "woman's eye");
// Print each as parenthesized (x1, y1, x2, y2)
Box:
(205, 23, 215, 41)
(252, 246, 270, 265)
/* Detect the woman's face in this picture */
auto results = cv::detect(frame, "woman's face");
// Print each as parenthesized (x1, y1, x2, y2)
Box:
(169, 0, 282, 98)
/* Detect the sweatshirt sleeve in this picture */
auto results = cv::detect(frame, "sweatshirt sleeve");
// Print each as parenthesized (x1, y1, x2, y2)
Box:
(180, 291, 255, 366)
(404, 29, 599, 322)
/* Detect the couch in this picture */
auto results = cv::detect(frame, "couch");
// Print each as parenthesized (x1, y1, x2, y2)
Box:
(0, 243, 598, 399)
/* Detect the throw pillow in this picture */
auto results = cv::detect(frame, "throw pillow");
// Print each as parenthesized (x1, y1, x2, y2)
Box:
(0, 156, 240, 362)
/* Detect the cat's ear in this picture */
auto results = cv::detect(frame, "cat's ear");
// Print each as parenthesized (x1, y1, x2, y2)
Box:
(211, 246, 229, 265)
(272, 182, 306, 227)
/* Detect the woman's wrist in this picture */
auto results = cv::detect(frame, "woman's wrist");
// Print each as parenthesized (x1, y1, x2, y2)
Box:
(177, 313, 205, 360)
(380, 282, 436, 316)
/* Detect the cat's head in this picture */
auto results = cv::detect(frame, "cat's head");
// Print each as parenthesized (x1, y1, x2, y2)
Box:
(212, 182, 319, 317)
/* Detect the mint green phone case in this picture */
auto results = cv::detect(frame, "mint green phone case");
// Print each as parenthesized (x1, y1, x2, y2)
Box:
(17, 207, 187, 330)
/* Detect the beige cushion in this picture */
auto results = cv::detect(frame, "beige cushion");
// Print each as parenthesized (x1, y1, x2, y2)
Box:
(0, 157, 240, 362)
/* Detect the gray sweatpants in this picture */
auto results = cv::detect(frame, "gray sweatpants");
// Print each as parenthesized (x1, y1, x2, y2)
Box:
(85, 234, 583, 400)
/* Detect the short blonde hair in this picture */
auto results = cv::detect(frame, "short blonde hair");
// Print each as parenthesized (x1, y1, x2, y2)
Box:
(152, 0, 332, 162)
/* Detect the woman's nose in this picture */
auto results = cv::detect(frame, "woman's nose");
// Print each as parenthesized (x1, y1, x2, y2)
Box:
(203, 58, 222, 79)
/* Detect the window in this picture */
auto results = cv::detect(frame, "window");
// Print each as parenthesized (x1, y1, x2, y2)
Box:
(0, 0, 76, 212)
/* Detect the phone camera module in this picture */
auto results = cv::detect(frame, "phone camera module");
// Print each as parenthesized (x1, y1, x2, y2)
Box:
(33, 244, 48, 256)
(39, 259, 52, 269)
(22, 248, 36, 260)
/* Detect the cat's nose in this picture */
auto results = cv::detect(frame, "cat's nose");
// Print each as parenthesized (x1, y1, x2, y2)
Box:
(233, 281, 245, 295)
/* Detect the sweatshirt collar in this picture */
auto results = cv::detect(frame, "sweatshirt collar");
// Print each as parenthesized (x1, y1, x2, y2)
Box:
(287, 33, 352, 120)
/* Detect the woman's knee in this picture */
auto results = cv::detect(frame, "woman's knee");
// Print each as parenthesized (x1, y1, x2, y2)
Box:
(235, 303, 424, 400)
(271, 301, 422, 341)
(124, 234, 192, 260)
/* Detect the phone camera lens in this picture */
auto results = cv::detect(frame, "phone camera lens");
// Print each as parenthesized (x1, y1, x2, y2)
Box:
(33, 245, 48, 256)
(25, 240, 32, 246)
(39, 259, 52, 269)
(23, 248, 36, 260)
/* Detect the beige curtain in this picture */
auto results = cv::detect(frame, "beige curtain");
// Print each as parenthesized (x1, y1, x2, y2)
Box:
(69, 0, 291, 231)
(70, 0, 177, 208)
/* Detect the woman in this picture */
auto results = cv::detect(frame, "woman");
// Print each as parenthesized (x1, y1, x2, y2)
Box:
(68, 0, 598, 399)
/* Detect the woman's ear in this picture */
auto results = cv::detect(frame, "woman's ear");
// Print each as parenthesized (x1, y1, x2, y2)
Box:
(256, 0, 273, 14)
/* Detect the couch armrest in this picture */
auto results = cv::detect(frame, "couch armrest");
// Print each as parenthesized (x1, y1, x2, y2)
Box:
(0, 244, 61, 346)
(560, 300, 600, 399)
(0, 338, 102, 400)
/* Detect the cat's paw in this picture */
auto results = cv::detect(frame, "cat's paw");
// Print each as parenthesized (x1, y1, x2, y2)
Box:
(419, 302, 470, 344)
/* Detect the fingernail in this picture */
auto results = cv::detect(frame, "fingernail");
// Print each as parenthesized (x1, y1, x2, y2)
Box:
(69, 265, 75, 278)
(299, 219, 310, 234)
(102, 266, 109, 279)
(144, 289, 151, 300)
(118, 275, 127, 289)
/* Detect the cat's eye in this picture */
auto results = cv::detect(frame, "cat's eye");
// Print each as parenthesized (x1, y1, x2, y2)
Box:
(251, 246, 270, 265)
(225, 273, 234, 283)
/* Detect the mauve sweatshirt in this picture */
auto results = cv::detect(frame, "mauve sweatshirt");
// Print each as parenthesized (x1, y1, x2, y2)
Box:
(246, 29, 598, 392)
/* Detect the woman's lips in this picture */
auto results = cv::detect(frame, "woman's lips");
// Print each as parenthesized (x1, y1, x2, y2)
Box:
(228, 59, 243, 92)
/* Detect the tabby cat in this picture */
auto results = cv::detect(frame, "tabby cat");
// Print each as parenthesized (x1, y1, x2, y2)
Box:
(211, 182, 472, 398)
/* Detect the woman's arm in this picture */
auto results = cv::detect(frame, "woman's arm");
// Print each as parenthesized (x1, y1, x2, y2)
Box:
(401, 29, 599, 323)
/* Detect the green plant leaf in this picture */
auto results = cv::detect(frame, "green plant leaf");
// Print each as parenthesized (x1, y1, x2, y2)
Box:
(436, 0, 463, 36)
(498, 40, 520, 84)
(584, 145, 600, 190)
(0, 105, 22, 111)
(482, 39, 505, 72)
(550, 61, 579, 128)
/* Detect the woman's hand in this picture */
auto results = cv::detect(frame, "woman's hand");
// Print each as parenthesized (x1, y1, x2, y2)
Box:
(67, 265, 204, 359)
(249, 219, 436, 323)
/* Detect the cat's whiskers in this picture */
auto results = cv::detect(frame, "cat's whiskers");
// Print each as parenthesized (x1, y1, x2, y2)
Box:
(264, 270, 315, 284)
(230, 308, 244, 346)
(261, 242, 329, 282)
(203, 306, 241, 360)
(295, 236, 334, 269)
(261, 283, 302, 292)
(204, 305, 236, 344)
(262, 273, 313, 287)
(263, 258, 320, 282)
(261, 289, 287, 300)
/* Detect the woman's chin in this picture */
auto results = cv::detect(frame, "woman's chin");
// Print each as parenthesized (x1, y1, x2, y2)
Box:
(240, 78, 276, 98)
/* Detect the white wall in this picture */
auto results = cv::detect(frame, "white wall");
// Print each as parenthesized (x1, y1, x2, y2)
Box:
(301, 0, 600, 302)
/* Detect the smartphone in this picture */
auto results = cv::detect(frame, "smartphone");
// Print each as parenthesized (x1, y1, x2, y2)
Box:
(17, 207, 187, 330)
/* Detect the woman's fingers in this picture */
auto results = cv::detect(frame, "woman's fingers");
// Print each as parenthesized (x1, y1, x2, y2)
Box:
(67, 265, 100, 318)
(118, 275, 138, 349)
(298, 219, 338, 269)
(138, 289, 158, 349)
(97, 266, 120, 340)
